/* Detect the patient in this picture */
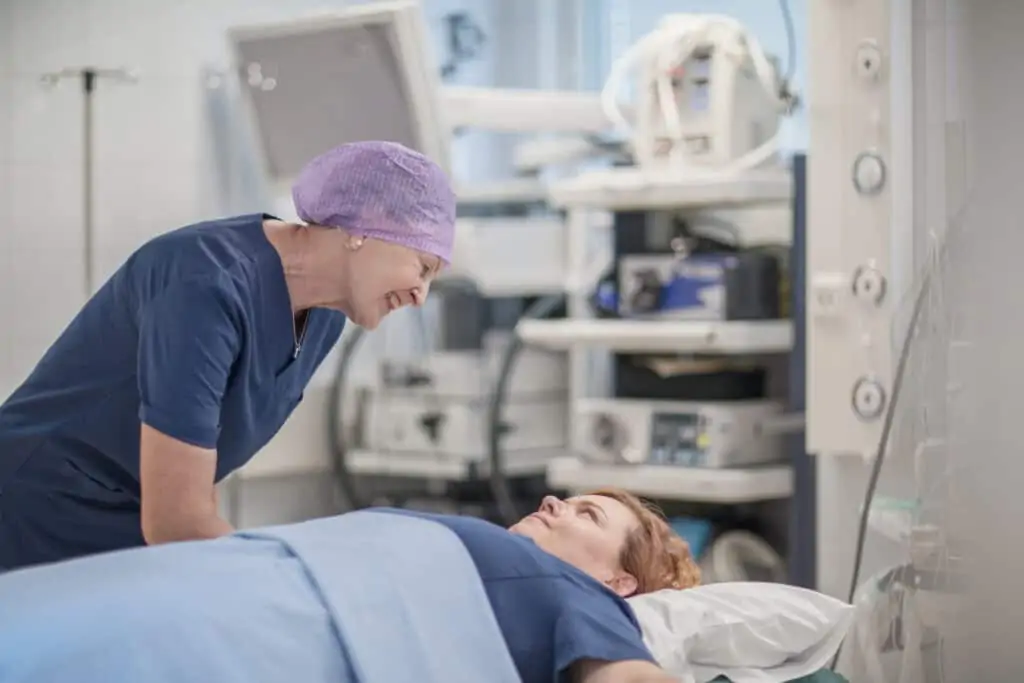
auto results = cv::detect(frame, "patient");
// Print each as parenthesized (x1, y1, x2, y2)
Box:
(1, 488, 697, 683)
(377, 488, 700, 683)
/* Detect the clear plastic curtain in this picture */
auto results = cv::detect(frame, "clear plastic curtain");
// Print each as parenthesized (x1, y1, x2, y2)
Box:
(851, 0, 1024, 679)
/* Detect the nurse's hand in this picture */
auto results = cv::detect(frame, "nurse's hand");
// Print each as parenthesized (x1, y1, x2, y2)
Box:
(139, 424, 235, 544)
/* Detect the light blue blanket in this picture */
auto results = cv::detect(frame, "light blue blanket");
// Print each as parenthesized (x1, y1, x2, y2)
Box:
(0, 511, 522, 683)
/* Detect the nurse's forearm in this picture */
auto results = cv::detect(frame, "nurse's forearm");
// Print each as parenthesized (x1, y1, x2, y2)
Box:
(143, 487, 234, 543)
(145, 512, 235, 544)
(139, 424, 236, 545)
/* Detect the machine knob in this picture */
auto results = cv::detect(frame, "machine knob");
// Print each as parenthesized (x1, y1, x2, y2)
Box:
(852, 265, 887, 304)
(593, 414, 619, 451)
(418, 412, 446, 444)
(851, 377, 887, 421)
(854, 41, 884, 81)
(590, 414, 640, 464)
(852, 151, 887, 195)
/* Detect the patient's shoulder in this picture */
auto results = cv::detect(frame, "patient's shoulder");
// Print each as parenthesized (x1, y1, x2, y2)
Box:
(365, 508, 556, 580)
(443, 516, 563, 581)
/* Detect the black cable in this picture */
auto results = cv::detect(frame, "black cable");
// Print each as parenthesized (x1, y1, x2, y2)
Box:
(844, 284, 924, 590)
(326, 278, 484, 512)
(774, 0, 802, 112)
(778, 0, 797, 85)
(487, 295, 566, 525)
(326, 325, 369, 511)
(829, 267, 933, 670)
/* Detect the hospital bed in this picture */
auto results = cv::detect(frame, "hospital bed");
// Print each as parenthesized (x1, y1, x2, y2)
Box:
(0, 511, 852, 683)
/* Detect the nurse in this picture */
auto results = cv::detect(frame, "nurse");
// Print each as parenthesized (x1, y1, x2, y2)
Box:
(0, 140, 456, 571)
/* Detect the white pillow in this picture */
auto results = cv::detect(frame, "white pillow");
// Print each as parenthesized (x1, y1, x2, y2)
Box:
(627, 582, 855, 683)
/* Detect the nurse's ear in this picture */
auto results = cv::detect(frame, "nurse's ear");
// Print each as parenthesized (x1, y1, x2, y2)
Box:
(344, 233, 365, 251)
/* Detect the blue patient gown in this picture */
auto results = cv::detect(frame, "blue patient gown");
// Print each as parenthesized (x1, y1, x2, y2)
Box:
(0, 213, 345, 570)
(374, 509, 655, 682)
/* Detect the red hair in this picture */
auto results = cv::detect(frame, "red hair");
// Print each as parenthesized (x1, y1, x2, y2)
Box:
(590, 488, 701, 594)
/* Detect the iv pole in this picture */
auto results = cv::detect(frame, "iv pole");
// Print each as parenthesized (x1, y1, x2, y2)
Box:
(40, 67, 138, 300)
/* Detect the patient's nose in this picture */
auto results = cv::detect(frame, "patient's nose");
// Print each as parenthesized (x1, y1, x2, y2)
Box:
(540, 495, 564, 516)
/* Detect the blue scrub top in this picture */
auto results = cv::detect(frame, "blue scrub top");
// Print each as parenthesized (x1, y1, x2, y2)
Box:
(372, 508, 655, 683)
(0, 214, 346, 570)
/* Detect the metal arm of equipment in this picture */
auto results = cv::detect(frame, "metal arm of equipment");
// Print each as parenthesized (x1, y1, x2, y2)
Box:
(443, 86, 626, 134)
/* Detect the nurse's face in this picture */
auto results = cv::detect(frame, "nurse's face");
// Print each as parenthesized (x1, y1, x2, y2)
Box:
(344, 238, 441, 329)
(509, 495, 640, 597)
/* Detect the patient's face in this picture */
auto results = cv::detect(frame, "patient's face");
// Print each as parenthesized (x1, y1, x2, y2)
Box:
(509, 494, 639, 596)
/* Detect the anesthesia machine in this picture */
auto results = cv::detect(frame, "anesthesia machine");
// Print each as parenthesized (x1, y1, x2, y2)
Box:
(551, 11, 798, 479)
(504, 9, 805, 580)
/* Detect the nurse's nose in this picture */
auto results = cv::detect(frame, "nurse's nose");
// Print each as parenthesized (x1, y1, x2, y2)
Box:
(412, 281, 431, 306)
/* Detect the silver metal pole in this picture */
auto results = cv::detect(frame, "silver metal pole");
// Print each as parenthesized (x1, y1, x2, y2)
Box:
(83, 70, 94, 299)
(40, 67, 138, 300)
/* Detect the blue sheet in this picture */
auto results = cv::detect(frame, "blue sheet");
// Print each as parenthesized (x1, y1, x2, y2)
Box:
(0, 511, 522, 683)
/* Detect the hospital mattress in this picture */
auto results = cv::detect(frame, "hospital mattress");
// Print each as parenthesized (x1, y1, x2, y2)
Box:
(0, 512, 521, 683)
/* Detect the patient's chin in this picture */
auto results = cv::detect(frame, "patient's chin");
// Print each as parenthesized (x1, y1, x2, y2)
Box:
(508, 518, 541, 538)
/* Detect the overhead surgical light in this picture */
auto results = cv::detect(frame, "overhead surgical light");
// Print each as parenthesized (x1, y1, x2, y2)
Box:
(226, 0, 450, 195)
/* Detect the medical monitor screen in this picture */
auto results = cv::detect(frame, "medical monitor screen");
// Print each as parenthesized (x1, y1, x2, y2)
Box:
(231, 11, 438, 186)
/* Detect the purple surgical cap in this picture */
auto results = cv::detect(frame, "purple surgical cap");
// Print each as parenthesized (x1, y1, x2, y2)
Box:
(291, 140, 457, 264)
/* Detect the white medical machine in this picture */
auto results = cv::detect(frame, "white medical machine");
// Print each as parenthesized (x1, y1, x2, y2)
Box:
(574, 398, 786, 469)
(601, 13, 793, 176)
(546, 12, 796, 215)
(363, 332, 567, 476)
